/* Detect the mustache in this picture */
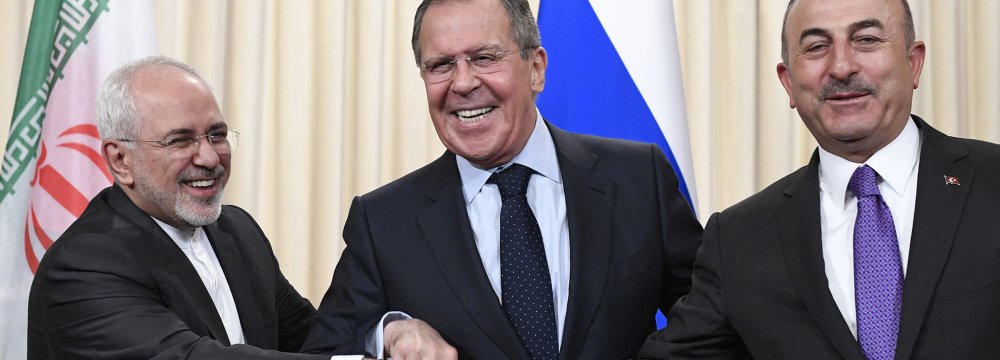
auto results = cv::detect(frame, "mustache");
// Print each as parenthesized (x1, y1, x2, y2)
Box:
(179, 165, 225, 181)
(818, 77, 878, 100)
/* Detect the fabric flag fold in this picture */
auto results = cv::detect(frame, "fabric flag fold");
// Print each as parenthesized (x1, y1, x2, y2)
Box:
(0, 0, 157, 356)
(537, 0, 695, 329)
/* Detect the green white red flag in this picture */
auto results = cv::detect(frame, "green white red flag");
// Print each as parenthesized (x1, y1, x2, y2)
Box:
(0, 0, 156, 356)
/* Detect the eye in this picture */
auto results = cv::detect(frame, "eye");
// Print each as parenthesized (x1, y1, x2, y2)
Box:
(471, 52, 500, 67)
(206, 131, 228, 143)
(424, 59, 455, 74)
(855, 36, 882, 45)
(805, 42, 829, 53)
(162, 136, 194, 149)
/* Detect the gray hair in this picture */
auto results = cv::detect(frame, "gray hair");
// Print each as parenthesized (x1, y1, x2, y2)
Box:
(780, 0, 915, 64)
(411, 0, 541, 65)
(96, 55, 210, 146)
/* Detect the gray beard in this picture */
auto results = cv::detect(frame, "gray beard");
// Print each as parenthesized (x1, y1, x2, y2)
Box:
(133, 166, 224, 228)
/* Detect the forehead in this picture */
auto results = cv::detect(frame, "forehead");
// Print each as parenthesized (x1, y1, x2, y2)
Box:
(132, 67, 222, 133)
(785, 0, 903, 38)
(419, 0, 512, 56)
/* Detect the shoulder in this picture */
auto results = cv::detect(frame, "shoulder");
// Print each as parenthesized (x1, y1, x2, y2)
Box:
(47, 192, 149, 266)
(719, 164, 811, 220)
(35, 213, 153, 294)
(948, 135, 1000, 162)
(554, 128, 657, 158)
(549, 126, 667, 176)
(359, 152, 458, 206)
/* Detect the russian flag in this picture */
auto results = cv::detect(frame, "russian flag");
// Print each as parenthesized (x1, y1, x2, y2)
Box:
(537, 0, 696, 329)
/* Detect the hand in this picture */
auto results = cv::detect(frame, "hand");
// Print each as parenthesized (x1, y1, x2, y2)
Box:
(383, 319, 457, 360)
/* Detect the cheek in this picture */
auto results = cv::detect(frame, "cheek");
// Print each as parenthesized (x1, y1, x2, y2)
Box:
(425, 85, 448, 109)
(161, 163, 187, 184)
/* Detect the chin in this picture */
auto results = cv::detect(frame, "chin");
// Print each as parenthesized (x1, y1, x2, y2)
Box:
(175, 196, 223, 227)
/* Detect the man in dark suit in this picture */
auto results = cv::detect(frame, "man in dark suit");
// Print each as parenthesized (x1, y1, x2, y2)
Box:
(27, 56, 445, 359)
(300, 0, 702, 359)
(639, 0, 1000, 359)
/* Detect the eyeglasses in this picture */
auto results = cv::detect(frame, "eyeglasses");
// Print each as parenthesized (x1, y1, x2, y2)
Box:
(117, 130, 239, 158)
(419, 48, 520, 84)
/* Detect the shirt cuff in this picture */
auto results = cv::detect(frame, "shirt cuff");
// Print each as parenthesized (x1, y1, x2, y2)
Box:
(364, 311, 412, 359)
(331, 356, 364, 360)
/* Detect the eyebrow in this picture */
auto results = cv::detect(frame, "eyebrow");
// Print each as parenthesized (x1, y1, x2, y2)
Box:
(848, 19, 883, 34)
(798, 18, 884, 45)
(798, 27, 830, 45)
(161, 122, 227, 137)
(423, 44, 504, 62)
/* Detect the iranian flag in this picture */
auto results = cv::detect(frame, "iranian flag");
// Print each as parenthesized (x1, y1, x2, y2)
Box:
(0, 0, 156, 356)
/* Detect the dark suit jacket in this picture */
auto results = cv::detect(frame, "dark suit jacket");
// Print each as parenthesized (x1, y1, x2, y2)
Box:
(638, 116, 1000, 359)
(28, 185, 327, 360)
(301, 122, 702, 359)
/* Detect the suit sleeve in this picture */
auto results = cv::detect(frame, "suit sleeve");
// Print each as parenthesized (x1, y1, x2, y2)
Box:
(300, 197, 388, 355)
(637, 213, 751, 359)
(651, 144, 703, 314)
(30, 234, 328, 360)
(231, 205, 320, 353)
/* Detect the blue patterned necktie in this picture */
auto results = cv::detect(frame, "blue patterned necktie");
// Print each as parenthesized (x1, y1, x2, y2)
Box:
(849, 165, 903, 360)
(488, 163, 558, 360)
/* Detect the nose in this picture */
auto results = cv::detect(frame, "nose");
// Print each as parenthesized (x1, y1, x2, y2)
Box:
(828, 41, 860, 81)
(449, 59, 481, 96)
(191, 136, 221, 168)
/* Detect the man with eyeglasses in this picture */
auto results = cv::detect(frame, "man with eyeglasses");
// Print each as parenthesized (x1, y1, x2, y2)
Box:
(301, 0, 702, 358)
(27, 56, 447, 359)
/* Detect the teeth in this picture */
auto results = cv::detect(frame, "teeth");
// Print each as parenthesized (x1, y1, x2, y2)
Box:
(187, 179, 215, 188)
(456, 107, 494, 123)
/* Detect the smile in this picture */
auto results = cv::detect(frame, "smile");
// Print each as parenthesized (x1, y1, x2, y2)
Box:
(455, 107, 495, 123)
(183, 179, 216, 188)
(825, 92, 873, 107)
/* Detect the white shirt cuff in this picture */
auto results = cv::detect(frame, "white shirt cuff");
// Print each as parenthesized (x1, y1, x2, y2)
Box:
(364, 311, 412, 359)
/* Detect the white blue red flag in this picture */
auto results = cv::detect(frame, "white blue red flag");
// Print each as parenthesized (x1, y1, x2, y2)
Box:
(537, 0, 696, 329)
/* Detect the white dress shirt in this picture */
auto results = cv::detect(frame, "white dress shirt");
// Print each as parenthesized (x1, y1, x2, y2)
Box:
(156, 219, 364, 360)
(456, 108, 571, 347)
(153, 218, 245, 346)
(818, 117, 921, 338)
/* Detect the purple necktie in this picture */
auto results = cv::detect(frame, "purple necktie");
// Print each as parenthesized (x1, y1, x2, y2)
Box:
(849, 165, 903, 360)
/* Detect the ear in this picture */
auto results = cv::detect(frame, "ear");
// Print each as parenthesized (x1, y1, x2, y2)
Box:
(529, 47, 548, 93)
(102, 140, 134, 186)
(776, 61, 796, 109)
(908, 41, 926, 89)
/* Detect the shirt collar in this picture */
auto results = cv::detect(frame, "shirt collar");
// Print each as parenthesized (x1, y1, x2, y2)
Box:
(151, 216, 201, 250)
(456, 107, 562, 205)
(818, 116, 921, 209)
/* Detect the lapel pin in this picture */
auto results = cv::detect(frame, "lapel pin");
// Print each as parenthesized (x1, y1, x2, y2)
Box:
(944, 175, 960, 186)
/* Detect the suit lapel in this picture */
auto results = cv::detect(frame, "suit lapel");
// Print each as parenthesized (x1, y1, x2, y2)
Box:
(106, 186, 231, 345)
(895, 117, 971, 359)
(416, 153, 530, 359)
(548, 124, 614, 360)
(205, 223, 267, 347)
(777, 152, 866, 360)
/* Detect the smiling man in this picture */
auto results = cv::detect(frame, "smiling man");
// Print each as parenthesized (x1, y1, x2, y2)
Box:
(300, 0, 702, 359)
(638, 0, 1000, 359)
(30, 56, 348, 359)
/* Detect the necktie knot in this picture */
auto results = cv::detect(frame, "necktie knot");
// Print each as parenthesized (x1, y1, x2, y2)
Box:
(488, 163, 534, 200)
(848, 165, 882, 198)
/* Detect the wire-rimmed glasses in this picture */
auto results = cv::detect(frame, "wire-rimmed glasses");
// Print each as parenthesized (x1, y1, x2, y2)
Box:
(419, 48, 521, 84)
(116, 130, 239, 158)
